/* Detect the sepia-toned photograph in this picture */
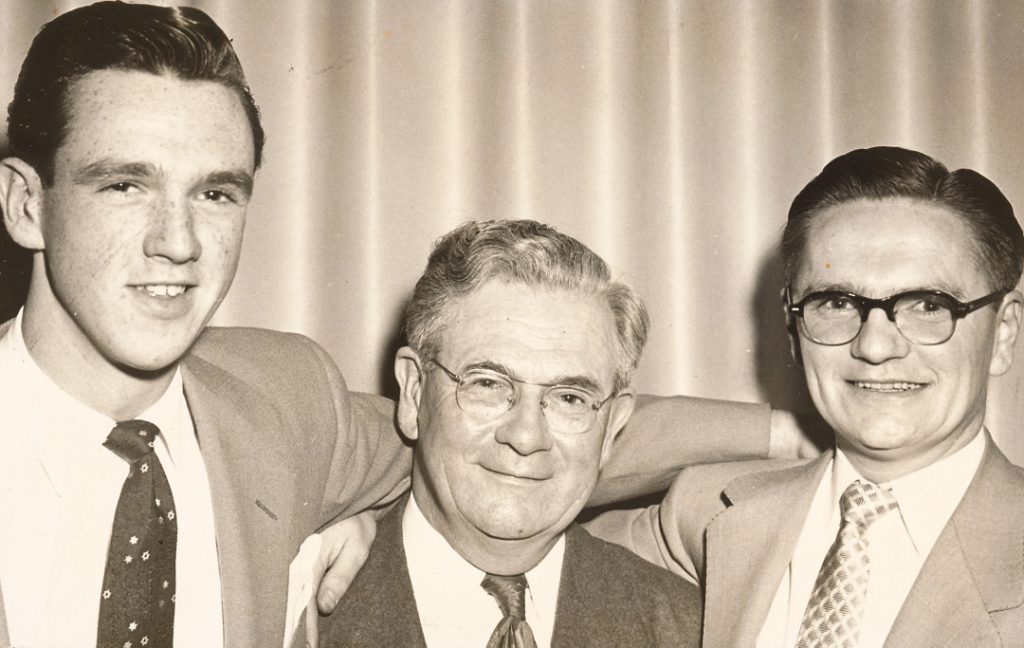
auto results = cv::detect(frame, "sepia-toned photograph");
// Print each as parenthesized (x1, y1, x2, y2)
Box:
(2, 1, 1023, 646)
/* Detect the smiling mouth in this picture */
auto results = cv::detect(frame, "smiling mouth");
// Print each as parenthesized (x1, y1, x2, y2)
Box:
(482, 466, 549, 482)
(135, 284, 190, 298)
(850, 380, 925, 393)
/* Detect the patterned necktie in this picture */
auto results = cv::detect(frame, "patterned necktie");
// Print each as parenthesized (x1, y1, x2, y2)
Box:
(481, 573, 538, 648)
(795, 480, 899, 648)
(97, 420, 177, 648)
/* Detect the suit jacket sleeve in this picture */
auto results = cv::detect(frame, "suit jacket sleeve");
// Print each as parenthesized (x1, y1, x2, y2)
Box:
(319, 388, 770, 516)
(581, 467, 711, 586)
(305, 340, 412, 526)
(587, 393, 770, 505)
(312, 353, 768, 517)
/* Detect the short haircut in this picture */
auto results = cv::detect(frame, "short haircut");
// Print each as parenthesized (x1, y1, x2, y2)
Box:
(7, 1, 265, 185)
(782, 146, 1024, 293)
(405, 219, 650, 392)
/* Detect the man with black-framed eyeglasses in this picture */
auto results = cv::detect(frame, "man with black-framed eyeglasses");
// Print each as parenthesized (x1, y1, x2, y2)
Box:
(586, 146, 1024, 646)
(320, 219, 700, 647)
(786, 288, 1006, 347)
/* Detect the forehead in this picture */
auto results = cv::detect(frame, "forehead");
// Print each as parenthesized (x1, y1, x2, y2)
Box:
(437, 280, 619, 386)
(795, 198, 989, 298)
(56, 69, 255, 174)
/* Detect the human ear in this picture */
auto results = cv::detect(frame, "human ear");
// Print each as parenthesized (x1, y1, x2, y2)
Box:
(782, 287, 803, 368)
(0, 157, 46, 250)
(394, 346, 426, 441)
(989, 290, 1023, 376)
(598, 387, 635, 469)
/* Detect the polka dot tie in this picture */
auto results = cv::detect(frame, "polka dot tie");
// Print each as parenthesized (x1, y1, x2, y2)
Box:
(97, 420, 177, 648)
(796, 480, 899, 648)
(481, 573, 538, 648)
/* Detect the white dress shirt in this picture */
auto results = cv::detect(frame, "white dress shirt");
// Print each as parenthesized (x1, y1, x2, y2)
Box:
(756, 432, 986, 648)
(403, 493, 565, 648)
(0, 310, 224, 648)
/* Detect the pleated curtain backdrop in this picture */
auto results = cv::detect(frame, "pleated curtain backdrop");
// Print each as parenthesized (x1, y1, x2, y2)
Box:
(3, 0, 1024, 462)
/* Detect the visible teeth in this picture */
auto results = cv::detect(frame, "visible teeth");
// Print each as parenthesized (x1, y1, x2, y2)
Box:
(854, 381, 923, 393)
(139, 285, 187, 298)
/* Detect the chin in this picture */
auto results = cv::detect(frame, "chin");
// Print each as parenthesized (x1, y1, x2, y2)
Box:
(108, 342, 194, 375)
(841, 423, 918, 453)
(474, 512, 553, 541)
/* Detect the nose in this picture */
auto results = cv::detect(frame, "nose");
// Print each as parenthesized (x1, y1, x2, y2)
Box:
(850, 307, 911, 364)
(493, 395, 553, 456)
(143, 195, 202, 263)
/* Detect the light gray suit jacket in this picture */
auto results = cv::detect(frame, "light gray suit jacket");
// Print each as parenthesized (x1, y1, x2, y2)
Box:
(0, 323, 414, 648)
(0, 320, 773, 648)
(586, 435, 1024, 647)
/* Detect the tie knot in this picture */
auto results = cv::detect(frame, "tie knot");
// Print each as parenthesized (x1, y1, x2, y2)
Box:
(482, 573, 528, 620)
(839, 480, 898, 528)
(104, 419, 161, 463)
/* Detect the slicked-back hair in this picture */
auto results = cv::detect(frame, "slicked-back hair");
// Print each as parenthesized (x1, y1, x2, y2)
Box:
(405, 219, 650, 392)
(782, 146, 1024, 293)
(7, 1, 265, 185)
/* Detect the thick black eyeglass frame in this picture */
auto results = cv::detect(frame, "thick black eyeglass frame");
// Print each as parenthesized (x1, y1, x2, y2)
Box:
(786, 289, 1006, 346)
(429, 358, 615, 414)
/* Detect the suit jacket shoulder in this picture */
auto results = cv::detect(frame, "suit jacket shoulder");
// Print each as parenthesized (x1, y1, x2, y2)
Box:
(553, 524, 701, 647)
(184, 327, 351, 517)
(185, 326, 410, 521)
(188, 326, 340, 395)
(582, 456, 818, 582)
(660, 457, 817, 574)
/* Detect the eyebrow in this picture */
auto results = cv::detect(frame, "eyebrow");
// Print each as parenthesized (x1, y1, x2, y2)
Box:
(205, 170, 254, 199)
(72, 160, 157, 185)
(71, 159, 254, 199)
(462, 360, 604, 394)
(805, 282, 968, 300)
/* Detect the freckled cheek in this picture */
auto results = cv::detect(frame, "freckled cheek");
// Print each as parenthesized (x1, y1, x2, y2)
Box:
(198, 220, 246, 278)
(48, 223, 122, 279)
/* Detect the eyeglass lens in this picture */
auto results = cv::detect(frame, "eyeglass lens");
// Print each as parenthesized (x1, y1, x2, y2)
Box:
(457, 370, 600, 434)
(801, 293, 956, 345)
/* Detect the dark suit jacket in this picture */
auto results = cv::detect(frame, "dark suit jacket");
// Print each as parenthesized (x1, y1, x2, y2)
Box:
(321, 499, 702, 647)
(586, 434, 1024, 647)
(0, 319, 772, 648)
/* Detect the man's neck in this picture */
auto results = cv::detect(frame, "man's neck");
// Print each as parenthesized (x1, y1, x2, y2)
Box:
(411, 487, 561, 576)
(838, 422, 985, 484)
(20, 301, 176, 421)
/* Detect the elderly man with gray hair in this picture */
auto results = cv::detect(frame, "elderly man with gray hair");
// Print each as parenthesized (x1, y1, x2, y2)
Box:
(320, 219, 700, 647)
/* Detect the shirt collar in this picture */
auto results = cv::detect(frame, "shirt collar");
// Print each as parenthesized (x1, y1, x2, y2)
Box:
(403, 492, 566, 612)
(1, 308, 185, 495)
(832, 431, 985, 555)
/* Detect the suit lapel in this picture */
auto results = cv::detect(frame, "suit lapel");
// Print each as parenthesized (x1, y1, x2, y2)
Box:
(182, 352, 302, 648)
(552, 526, 604, 645)
(703, 453, 830, 647)
(550, 525, 654, 647)
(885, 439, 1024, 646)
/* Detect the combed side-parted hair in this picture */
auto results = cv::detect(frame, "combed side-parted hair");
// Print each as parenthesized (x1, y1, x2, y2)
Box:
(782, 146, 1024, 293)
(7, 0, 265, 185)
(405, 219, 650, 392)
